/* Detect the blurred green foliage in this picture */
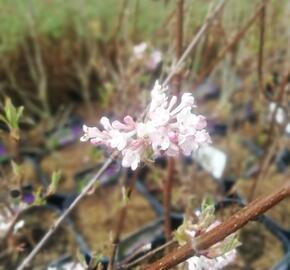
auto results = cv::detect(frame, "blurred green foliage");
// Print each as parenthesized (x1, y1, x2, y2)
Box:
(0, 0, 173, 52)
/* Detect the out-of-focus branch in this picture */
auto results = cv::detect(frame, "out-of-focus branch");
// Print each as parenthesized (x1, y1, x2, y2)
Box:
(194, 0, 268, 87)
(16, 154, 118, 270)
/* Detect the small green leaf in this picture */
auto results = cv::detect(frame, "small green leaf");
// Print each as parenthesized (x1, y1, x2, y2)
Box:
(10, 160, 22, 177)
(220, 234, 241, 255)
(0, 97, 24, 139)
(33, 189, 46, 206)
(174, 224, 189, 246)
(47, 170, 62, 195)
(199, 196, 215, 229)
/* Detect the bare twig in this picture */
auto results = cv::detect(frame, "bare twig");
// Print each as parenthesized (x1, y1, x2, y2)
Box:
(258, 1, 266, 96)
(120, 239, 176, 269)
(163, 0, 226, 86)
(144, 183, 290, 270)
(16, 154, 117, 270)
(194, 0, 267, 87)
(25, 0, 50, 117)
(111, 0, 129, 40)
(173, 0, 184, 95)
(109, 170, 139, 270)
(162, 0, 184, 251)
(163, 158, 175, 246)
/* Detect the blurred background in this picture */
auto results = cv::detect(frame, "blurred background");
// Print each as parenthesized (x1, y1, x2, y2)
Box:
(0, 0, 290, 269)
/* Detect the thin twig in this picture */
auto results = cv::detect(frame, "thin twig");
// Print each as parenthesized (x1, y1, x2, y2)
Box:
(163, 0, 226, 86)
(144, 183, 290, 270)
(162, 0, 184, 251)
(109, 170, 139, 270)
(16, 154, 117, 270)
(25, 0, 50, 117)
(173, 0, 184, 95)
(258, 1, 266, 96)
(163, 158, 175, 246)
(119, 239, 176, 269)
(111, 0, 129, 40)
(194, 0, 267, 87)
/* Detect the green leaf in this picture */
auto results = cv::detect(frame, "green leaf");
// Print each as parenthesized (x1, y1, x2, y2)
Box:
(33, 189, 46, 206)
(221, 234, 241, 255)
(199, 196, 215, 229)
(0, 98, 24, 137)
(11, 160, 22, 177)
(173, 223, 189, 246)
(47, 170, 62, 195)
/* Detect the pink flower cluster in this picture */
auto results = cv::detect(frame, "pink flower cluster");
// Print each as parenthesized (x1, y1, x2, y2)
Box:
(80, 81, 211, 170)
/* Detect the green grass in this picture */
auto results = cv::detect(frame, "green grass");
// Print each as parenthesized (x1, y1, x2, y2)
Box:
(0, 0, 174, 52)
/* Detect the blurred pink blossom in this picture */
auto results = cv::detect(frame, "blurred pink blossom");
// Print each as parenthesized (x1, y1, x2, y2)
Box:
(187, 249, 236, 270)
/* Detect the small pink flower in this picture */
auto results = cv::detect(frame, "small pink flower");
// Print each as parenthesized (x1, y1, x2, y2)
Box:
(121, 141, 144, 170)
(112, 116, 136, 131)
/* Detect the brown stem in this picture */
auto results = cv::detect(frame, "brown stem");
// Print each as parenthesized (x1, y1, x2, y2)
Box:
(258, 1, 266, 96)
(194, 0, 267, 87)
(144, 183, 290, 270)
(109, 170, 139, 270)
(163, 158, 175, 246)
(111, 0, 129, 40)
(163, 0, 226, 86)
(173, 0, 184, 96)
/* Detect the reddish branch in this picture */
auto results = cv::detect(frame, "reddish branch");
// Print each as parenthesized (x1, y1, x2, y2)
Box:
(163, 0, 184, 247)
(163, 158, 175, 244)
(144, 183, 290, 270)
(175, 0, 184, 95)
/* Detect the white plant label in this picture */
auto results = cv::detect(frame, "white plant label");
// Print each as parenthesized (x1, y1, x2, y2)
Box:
(193, 145, 227, 180)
